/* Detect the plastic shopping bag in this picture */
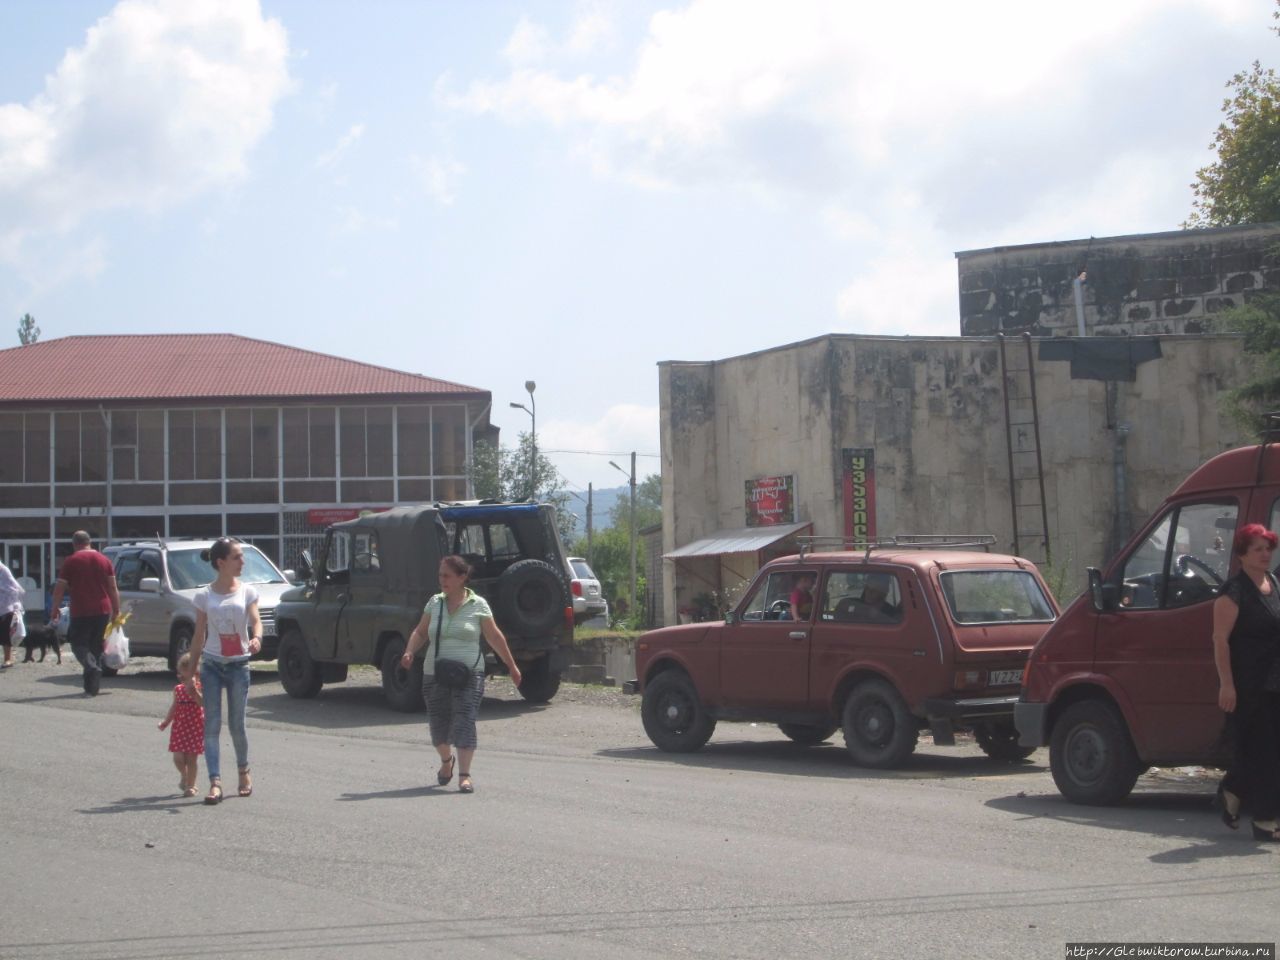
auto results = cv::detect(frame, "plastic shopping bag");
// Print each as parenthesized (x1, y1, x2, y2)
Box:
(102, 612, 131, 670)
(10, 611, 25, 642)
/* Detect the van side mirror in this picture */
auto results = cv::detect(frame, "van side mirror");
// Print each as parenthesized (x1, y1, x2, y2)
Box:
(724, 610, 736, 625)
(1087, 567, 1119, 612)
(139, 577, 161, 594)
(297, 550, 314, 582)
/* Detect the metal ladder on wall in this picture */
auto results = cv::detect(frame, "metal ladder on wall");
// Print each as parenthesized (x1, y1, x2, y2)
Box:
(998, 333, 1051, 566)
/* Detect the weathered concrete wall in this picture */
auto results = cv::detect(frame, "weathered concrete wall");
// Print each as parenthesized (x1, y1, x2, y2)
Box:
(659, 334, 1246, 623)
(957, 223, 1280, 337)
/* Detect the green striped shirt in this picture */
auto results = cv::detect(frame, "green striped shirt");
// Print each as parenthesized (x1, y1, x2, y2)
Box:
(422, 589, 489, 676)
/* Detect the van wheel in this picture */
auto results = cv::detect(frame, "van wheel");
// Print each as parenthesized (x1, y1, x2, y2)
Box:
(1049, 700, 1140, 805)
(641, 670, 716, 752)
(496, 559, 565, 635)
(778, 722, 838, 745)
(277, 628, 323, 699)
(380, 638, 424, 713)
(517, 656, 562, 703)
(167, 623, 193, 674)
(974, 721, 1037, 762)
(842, 679, 917, 768)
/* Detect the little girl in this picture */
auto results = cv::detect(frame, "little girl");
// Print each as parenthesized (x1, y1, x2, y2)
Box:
(158, 652, 205, 797)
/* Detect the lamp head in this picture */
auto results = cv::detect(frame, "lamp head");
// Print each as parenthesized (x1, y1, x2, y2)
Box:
(525, 380, 536, 394)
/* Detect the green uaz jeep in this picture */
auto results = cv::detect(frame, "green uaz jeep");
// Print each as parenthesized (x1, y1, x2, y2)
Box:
(274, 502, 575, 711)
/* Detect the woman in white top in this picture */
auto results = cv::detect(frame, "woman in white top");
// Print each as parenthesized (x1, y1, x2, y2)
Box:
(189, 538, 262, 804)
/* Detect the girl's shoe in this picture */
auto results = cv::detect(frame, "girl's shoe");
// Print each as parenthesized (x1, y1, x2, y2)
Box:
(237, 767, 252, 797)
(437, 755, 456, 786)
(458, 773, 474, 794)
(1218, 784, 1240, 830)
(1250, 821, 1280, 842)
(204, 780, 223, 805)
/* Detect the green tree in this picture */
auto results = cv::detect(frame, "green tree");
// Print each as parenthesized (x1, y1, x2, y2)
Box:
(1211, 290, 1280, 436)
(17, 313, 39, 345)
(608, 473, 662, 534)
(469, 432, 574, 540)
(1187, 6, 1280, 227)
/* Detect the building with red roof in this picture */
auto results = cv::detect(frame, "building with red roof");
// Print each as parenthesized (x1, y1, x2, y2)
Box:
(0, 334, 494, 588)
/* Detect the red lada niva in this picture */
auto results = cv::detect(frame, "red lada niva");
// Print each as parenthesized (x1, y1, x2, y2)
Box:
(630, 538, 1059, 768)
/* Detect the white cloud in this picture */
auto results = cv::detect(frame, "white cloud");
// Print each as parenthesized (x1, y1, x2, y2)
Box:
(0, 0, 291, 264)
(411, 154, 466, 206)
(446, 0, 1257, 334)
(333, 205, 398, 235)
(315, 123, 365, 169)
(503, 17, 551, 65)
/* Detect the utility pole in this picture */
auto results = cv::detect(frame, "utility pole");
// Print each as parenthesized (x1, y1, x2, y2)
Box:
(586, 482, 594, 565)
(609, 453, 638, 623)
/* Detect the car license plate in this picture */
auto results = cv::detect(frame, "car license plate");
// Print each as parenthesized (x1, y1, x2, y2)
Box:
(989, 669, 1023, 686)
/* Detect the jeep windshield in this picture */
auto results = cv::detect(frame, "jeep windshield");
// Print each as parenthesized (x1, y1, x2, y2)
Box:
(166, 546, 287, 591)
(939, 570, 1056, 624)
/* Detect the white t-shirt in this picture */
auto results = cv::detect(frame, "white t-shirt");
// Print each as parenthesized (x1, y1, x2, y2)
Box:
(194, 583, 260, 661)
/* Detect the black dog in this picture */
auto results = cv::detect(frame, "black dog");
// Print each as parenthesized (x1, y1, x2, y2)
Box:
(20, 622, 62, 664)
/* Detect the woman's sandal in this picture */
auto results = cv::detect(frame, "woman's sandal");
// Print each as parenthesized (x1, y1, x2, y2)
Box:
(238, 767, 253, 798)
(437, 755, 456, 786)
(458, 773, 474, 794)
(1251, 821, 1280, 842)
(1218, 785, 1240, 830)
(204, 780, 223, 805)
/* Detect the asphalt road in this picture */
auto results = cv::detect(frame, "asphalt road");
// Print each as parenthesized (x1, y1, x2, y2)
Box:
(0, 655, 1275, 960)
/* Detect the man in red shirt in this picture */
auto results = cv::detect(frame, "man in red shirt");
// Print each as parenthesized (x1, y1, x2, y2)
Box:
(50, 531, 120, 696)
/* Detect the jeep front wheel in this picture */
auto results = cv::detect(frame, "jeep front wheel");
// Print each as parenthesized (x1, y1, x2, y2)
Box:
(974, 721, 1037, 762)
(842, 678, 917, 768)
(380, 637, 424, 713)
(778, 722, 838, 745)
(516, 656, 562, 703)
(277, 627, 323, 699)
(1049, 700, 1140, 805)
(641, 670, 715, 752)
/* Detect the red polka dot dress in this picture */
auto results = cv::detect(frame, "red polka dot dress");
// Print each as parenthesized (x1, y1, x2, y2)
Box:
(168, 682, 205, 755)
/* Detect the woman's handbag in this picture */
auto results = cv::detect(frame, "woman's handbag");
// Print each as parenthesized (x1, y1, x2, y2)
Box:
(432, 597, 481, 691)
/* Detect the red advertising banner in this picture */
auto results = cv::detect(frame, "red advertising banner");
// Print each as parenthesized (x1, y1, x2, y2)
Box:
(745, 475, 795, 527)
(842, 448, 876, 542)
(306, 507, 390, 526)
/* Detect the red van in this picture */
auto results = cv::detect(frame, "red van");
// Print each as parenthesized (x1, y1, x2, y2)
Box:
(1014, 441, 1279, 804)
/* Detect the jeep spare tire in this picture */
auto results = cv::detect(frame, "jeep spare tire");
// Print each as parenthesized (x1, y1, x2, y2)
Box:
(495, 559, 564, 635)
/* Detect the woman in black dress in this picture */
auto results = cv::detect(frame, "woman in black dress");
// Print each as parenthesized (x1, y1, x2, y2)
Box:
(1212, 522, 1280, 841)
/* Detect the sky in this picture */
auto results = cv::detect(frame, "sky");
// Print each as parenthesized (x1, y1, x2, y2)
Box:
(0, 0, 1275, 503)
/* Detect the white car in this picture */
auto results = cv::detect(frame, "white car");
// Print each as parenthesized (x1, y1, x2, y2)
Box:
(568, 557, 608, 626)
(103, 539, 296, 672)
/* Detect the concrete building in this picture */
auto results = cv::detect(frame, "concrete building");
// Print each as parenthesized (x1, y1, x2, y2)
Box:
(658, 332, 1246, 624)
(0, 334, 492, 597)
(957, 222, 1280, 338)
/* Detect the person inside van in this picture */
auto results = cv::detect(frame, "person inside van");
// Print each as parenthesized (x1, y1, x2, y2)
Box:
(788, 574, 815, 621)
(857, 574, 899, 623)
(1211, 522, 1280, 842)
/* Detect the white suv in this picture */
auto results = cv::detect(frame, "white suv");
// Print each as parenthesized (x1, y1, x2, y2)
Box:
(104, 540, 295, 672)
(568, 556, 608, 626)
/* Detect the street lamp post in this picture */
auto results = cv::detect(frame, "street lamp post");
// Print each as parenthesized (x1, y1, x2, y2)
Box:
(610, 453, 637, 625)
(508, 380, 536, 500)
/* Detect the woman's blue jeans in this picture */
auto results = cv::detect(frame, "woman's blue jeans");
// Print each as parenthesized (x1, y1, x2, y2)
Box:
(200, 658, 250, 782)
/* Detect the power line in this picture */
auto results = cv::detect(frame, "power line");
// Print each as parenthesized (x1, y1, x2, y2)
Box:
(543, 449, 659, 458)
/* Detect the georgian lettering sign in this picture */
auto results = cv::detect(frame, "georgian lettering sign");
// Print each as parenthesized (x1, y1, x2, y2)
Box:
(841, 448, 877, 541)
(745, 475, 795, 527)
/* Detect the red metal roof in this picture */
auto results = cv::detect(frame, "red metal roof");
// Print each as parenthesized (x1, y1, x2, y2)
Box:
(0, 335, 487, 404)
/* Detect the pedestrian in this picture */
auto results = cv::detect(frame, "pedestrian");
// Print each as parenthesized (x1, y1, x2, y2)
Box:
(0, 560, 23, 668)
(158, 652, 204, 797)
(400, 555, 523, 793)
(189, 538, 262, 805)
(49, 531, 120, 695)
(1212, 522, 1280, 842)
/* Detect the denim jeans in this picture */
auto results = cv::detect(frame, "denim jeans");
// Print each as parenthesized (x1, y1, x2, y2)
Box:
(200, 657, 251, 781)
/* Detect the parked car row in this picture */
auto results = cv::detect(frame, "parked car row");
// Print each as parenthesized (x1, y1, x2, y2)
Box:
(628, 436, 1279, 809)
